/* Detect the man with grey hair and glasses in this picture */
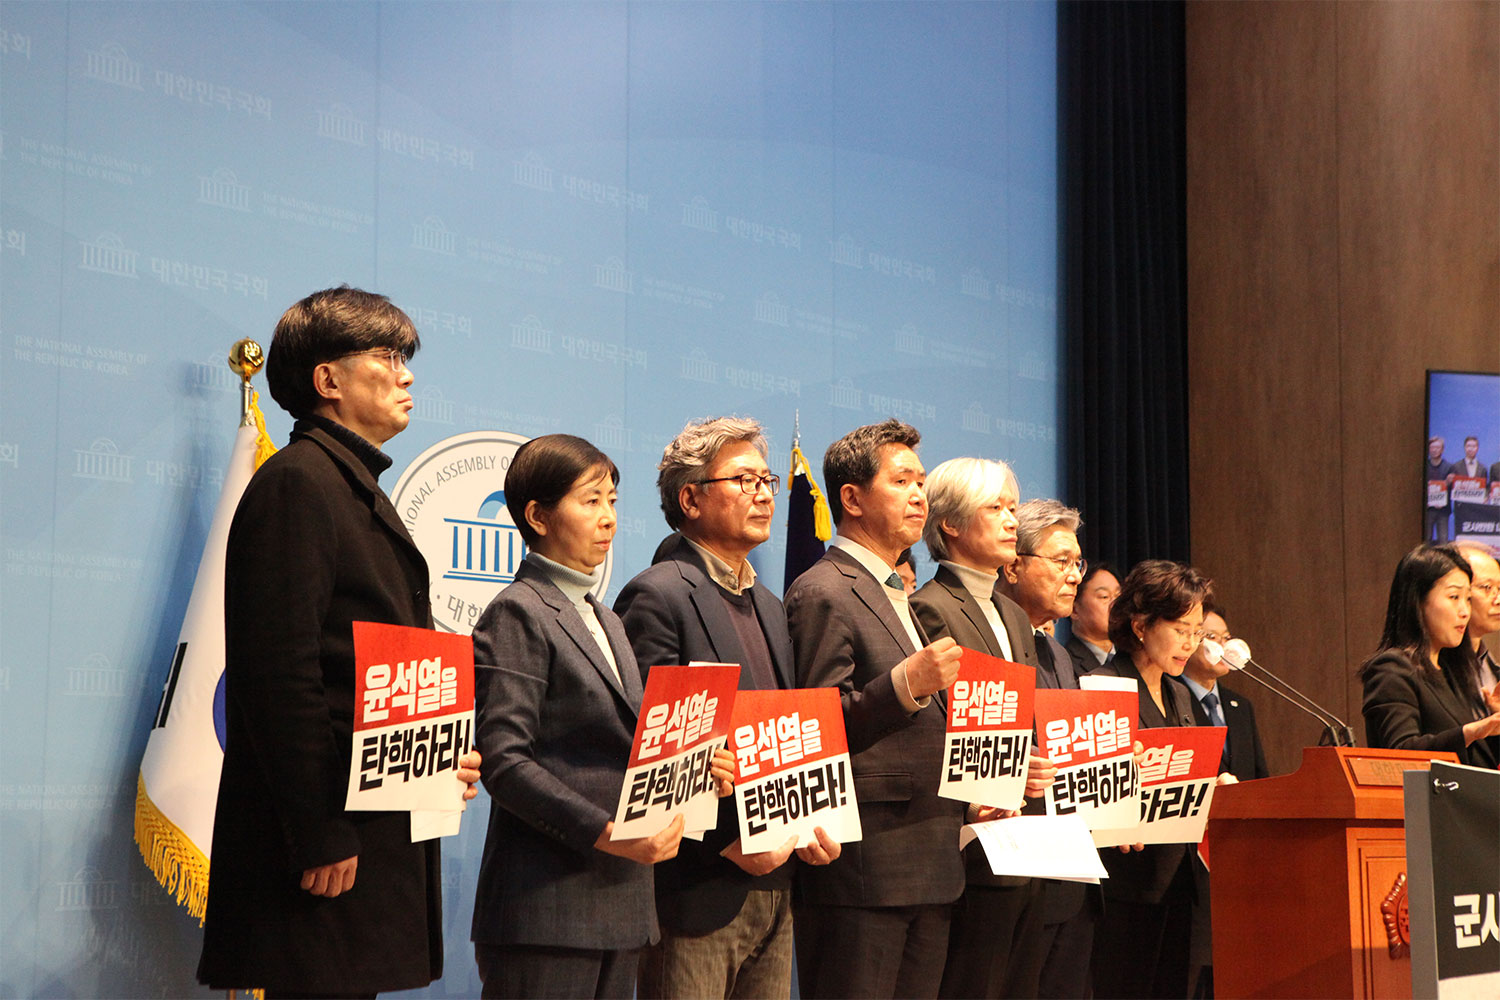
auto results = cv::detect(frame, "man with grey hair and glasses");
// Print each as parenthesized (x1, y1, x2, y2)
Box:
(997, 498, 1099, 999)
(615, 416, 839, 1000)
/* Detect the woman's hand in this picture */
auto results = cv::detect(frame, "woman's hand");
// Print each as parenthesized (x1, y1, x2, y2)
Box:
(1463, 710, 1500, 746)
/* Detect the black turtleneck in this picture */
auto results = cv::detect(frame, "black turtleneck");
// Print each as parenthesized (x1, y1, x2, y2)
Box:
(297, 414, 393, 480)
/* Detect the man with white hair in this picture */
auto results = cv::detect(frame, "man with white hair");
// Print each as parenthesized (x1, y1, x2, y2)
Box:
(910, 457, 1054, 999)
(616, 416, 839, 1000)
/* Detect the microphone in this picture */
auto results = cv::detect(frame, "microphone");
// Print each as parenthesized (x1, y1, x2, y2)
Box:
(1210, 639, 1357, 747)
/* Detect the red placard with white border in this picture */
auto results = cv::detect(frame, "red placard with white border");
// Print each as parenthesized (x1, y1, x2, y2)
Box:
(730, 688, 863, 853)
(346, 621, 475, 812)
(939, 648, 1036, 808)
(1032, 688, 1140, 829)
(1092, 726, 1225, 847)
(1453, 475, 1488, 505)
(611, 664, 739, 840)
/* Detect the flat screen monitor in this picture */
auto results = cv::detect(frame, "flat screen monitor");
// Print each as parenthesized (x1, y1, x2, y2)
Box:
(1424, 369, 1500, 545)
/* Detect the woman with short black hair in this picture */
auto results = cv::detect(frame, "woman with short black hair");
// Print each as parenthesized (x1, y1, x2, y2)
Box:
(469, 434, 730, 999)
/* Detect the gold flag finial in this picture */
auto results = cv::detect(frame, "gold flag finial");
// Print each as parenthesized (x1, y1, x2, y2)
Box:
(228, 339, 265, 426)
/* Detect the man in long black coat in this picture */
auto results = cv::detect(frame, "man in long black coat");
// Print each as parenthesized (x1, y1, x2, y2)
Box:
(198, 286, 479, 997)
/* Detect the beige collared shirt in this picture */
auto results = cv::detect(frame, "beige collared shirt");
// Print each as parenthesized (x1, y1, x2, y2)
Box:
(832, 535, 927, 712)
(683, 536, 756, 596)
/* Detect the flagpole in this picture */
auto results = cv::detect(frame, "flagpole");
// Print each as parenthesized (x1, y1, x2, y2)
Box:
(229, 338, 265, 426)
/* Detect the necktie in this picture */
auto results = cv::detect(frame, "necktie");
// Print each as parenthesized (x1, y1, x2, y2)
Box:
(1203, 692, 1230, 771)
(885, 572, 903, 591)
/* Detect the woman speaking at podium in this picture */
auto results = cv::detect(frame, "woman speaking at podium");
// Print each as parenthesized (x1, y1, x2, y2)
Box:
(1360, 542, 1500, 769)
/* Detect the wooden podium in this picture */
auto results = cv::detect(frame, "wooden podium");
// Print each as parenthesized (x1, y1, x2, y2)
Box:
(1207, 746, 1459, 999)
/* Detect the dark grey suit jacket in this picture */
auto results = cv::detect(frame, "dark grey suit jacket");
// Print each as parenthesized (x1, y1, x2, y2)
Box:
(911, 565, 1040, 889)
(470, 559, 657, 950)
(613, 535, 796, 934)
(1065, 632, 1110, 679)
(784, 546, 967, 908)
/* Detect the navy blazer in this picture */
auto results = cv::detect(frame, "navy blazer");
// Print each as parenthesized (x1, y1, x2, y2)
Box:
(1180, 679, 1271, 780)
(613, 534, 796, 934)
(785, 546, 967, 909)
(470, 559, 658, 950)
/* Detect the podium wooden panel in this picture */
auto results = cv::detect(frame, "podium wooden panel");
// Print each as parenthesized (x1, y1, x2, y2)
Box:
(1207, 746, 1458, 999)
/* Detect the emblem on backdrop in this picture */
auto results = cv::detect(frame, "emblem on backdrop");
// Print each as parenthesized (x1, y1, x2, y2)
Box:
(391, 431, 613, 635)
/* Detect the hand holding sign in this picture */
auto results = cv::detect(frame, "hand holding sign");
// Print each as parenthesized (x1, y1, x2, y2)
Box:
(596, 813, 685, 865)
(904, 636, 963, 699)
(938, 648, 1037, 810)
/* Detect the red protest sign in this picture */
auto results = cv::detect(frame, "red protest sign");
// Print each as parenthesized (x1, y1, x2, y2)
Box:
(1094, 726, 1226, 847)
(939, 647, 1036, 807)
(729, 688, 861, 853)
(347, 622, 475, 813)
(1032, 687, 1140, 828)
(612, 663, 740, 839)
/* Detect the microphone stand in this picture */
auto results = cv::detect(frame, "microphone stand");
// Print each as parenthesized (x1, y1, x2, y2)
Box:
(1228, 658, 1357, 747)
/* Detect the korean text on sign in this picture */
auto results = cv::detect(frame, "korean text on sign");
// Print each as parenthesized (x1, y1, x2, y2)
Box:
(346, 622, 475, 814)
(1032, 687, 1141, 831)
(730, 687, 862, 853)
(1092, 726, 1225, 848)
(612, 663, 740, 840)
(939, 648, 1037, 808)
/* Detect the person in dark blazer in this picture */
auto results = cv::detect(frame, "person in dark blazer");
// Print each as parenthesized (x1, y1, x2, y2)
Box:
(1066, 562, 1121, 676)
(1090, 560, 1218, 1000)
(470, 434, 728, 1000)
(1359, 543, 1500, 770)
(1173, 602, 1270, 998)
(615, 417, 838, 1000)
(910, 457, 1054, 999)
(199, 287, 481, 998)
(996, 498, 1095, 999)
(783, 419, 965, 1000)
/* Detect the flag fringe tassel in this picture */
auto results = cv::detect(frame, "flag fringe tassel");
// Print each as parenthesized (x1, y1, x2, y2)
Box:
(133, 774, 210, 925)
(790, 444, 834, 542)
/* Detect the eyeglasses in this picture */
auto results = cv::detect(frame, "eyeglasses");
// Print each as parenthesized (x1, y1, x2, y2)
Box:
(1169, 624, 1208, 644)
(1201, 630, 1231, 645)
(1474, 581, 1500, 602)
(698, 473, 781, 496)
(335, 347, 411, 372)
(1017, 552, 1086, 577)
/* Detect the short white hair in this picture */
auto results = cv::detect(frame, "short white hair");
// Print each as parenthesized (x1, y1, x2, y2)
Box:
(922, 457, 1018, 562)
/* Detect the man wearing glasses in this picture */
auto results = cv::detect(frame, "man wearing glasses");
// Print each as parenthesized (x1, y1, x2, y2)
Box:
(997, 498, 1099, 999)
(615, 416, 840, 1000)
(200, 286, 481, 999)
(1459, 543, 1500, 695)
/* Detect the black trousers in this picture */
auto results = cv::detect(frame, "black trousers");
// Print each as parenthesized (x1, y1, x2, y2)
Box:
(795, 901, 952, 999)
(939, 880, 1046, 999)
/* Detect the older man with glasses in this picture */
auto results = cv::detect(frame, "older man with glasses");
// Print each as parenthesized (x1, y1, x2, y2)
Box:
(996, 498, 1100, 999)
(615, 416, 839, 1000)
(1459, 543, 1500, 695)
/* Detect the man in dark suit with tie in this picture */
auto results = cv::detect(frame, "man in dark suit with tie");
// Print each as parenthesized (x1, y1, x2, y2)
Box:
(615, 417, 839, 1000)
(784, 419, 965, 999)
(910, 457, 1056, 999)
(997, 498, 1097, 999)
(1174, 601, 1269, 998)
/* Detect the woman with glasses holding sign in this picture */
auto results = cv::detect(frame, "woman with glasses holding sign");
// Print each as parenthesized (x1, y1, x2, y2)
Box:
(1360, 543, 1500, 770)
(1088, 560, 1216, 999)
(468, 434, 732, 999)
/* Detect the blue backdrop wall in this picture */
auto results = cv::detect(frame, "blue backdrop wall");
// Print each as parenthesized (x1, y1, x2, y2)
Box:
(0, 2, 1058, 995)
